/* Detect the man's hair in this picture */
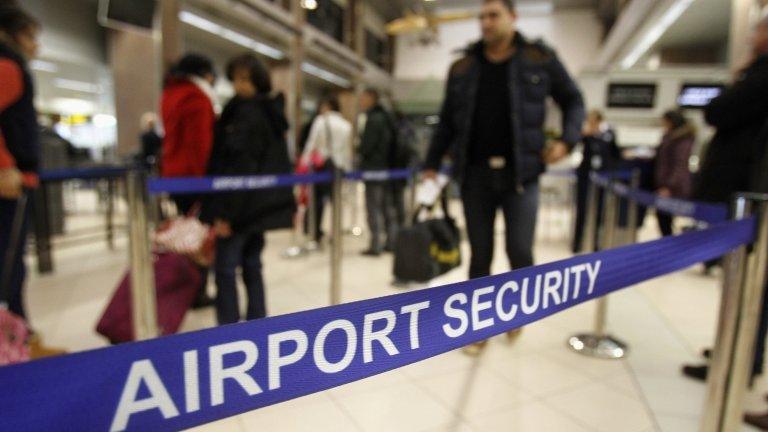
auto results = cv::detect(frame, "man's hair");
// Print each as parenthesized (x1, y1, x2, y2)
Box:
(226, 53, 272, 95)
(588, 109, 604, 122)
(320, 94, 340, 112)
(0, 5, 39, 39)
(483, 0, 516, 11)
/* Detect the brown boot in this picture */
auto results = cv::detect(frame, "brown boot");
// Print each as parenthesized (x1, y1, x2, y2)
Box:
(462, 340, 489, 356)
(28, 334, 67, 360)
(745, 412, 768, 430)
(506, 328, 524, 343)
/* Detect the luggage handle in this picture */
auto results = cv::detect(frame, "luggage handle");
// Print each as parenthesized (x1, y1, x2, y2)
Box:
(1, 191, 28, 308)
(412, 190, 452, 225)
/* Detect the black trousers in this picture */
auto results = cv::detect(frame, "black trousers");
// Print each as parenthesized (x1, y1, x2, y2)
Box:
(657, 212, 674, 237)
(461, 167, 538, 279)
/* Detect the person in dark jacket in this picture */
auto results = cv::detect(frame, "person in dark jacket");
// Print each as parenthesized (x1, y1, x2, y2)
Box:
(572, 109, 619, 253)
(358, 88, 398, 256)
(688, 16, 768, 431)
(0, 5, 64, 358)
(423, 0, 584, 280)
(0, 5, 40, 322)
(138, 112, 162, 170)
(683, 13, 768, 415)
(654, 110, 694, 237)
(203, 54, 295, 325)
(160, 53, 218, 309)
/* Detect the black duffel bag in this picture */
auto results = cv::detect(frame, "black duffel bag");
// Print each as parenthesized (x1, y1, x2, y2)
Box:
(393, 195, 461, 283)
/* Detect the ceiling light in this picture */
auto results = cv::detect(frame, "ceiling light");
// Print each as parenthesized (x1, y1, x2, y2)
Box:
(301, 62, 351, 87)
(54, 78, 102, 94)
(179, 11, 285, 60)
(621, 0, 694, 70)
(30, 60, 58, 73)
(301, 0, 318, 10)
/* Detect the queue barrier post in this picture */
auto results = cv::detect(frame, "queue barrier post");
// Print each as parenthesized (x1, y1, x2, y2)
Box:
(330, 167, 344, 305)
(568, 177, 628, 359)
(126, 169, 159, 340)
(579, 174, 600, 254)
(305, 167, 320, 252)
(702, 194, 768, 432)
(626, 168, 641, 245)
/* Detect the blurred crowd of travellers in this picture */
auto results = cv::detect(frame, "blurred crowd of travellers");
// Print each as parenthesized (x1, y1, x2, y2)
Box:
(3, 0, 768, 427)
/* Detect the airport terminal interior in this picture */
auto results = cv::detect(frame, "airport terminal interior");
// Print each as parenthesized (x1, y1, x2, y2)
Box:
(4, 0, 768, 431)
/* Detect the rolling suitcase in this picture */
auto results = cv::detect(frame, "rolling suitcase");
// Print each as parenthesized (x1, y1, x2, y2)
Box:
(393, 194, 462, 283)
(0, 193, 30, 365)
(96, 252, 201, 344)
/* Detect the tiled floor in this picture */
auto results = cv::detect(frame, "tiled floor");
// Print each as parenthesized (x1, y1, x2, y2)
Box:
(21, 188, 768, 431)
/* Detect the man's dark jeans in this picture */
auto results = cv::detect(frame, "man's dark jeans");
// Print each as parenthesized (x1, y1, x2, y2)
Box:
(364, 181, 398, 252)
(214, 230, 266, 325)
(461, 166, 538, 279)
(0, 197, 30, 319)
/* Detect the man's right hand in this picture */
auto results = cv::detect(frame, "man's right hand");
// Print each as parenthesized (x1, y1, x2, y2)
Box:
(421, 169, 437, 181)
(0, 168, 22, 199)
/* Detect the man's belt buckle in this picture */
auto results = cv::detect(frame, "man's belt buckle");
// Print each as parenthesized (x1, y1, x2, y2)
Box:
(489, 157, 506, 169)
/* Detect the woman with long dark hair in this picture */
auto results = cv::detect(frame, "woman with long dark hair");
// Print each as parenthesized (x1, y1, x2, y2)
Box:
(203, 53, 295, 324)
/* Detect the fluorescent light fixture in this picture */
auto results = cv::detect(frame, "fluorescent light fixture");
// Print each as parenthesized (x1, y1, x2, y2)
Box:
(301, 62, 351, 87)
(54, 78, 103, 94)
(621, 0, 695, 70)
(92, 114, 117, 128)
(179, 11, 285, 60)
(30, 60, 59, 73)
(301, 0, 318, 10)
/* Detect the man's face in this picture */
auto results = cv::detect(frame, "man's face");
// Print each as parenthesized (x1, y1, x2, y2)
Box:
(479, 1, 516, 45)
(752, 23, 768, 58)
(15, 27, 40, 60)
(359, 93, 374, 111)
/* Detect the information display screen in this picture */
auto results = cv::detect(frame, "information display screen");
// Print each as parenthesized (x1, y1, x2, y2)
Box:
(607, 83, 657, 109)
(99, 0, 156, 32)
(677, 84, 725, 109)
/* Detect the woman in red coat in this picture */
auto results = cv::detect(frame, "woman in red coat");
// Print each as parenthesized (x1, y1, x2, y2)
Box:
(654, 110, 695, 236)
(160, 53, 218, 308)
(160, 53, 217, 214)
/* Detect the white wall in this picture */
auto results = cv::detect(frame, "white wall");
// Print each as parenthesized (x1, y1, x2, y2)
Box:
(394, 8, 603, 81)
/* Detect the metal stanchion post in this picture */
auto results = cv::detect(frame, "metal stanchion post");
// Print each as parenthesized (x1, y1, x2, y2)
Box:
(568, 180, 628, 359)
(126, 170, 159, 340)
(33, 183, 53, 274)
(626, 168, 641, 245)
(406, 170, 418, 228)
(701, 194, 768, 432)
(330, 167, 344, 305)
(106, 177, 115, 250)
(579, 176, 600, 253)
(305, 170, 319, 252)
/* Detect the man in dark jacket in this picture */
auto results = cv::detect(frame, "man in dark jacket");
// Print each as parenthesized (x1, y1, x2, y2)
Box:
(424, 0, 585, 279)
(687, 17, 768, 431)
(358, 88, 398, 256)
(573, 110, 620, 253)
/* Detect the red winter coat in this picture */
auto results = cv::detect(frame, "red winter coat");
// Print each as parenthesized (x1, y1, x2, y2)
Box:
(160, 77, 215, 177)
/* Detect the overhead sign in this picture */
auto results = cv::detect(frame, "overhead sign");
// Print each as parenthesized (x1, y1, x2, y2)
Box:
(607, 83, 657, 109)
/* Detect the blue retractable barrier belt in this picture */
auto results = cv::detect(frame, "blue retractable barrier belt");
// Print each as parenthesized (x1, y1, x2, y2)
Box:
(590, 172, 729, 224)
(147, 172, 334, 195)
(147, 169, 418, 196)
(0, 218, 755, 432)
(39, 166, 131, 182)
